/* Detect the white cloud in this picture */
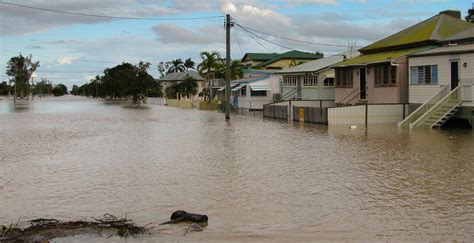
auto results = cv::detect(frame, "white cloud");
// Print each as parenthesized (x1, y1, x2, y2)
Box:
(57, 56, 76, 65)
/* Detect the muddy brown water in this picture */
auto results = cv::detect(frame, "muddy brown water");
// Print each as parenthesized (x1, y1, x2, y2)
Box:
(1, 96, 473, 242)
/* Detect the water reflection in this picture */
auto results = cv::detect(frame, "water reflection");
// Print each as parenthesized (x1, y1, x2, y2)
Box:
(0, 96, 473, 242)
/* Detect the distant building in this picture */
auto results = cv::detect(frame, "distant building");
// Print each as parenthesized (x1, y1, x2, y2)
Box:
(158, 70, 205, 100)
(241, 51, 322, 70)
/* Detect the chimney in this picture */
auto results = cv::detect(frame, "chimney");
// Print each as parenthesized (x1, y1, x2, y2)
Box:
(439, 10, 461, 19)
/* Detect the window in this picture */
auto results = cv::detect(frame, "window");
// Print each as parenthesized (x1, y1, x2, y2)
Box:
(335, 68, 353, 87)
(374, 64, 397, 86)
(241, 85, 247, 96)
(410, 65, 438, 85)
(303, 76, 318, 87)
(283, 76, 297, 87)
(251, 90, 267, 96)
(324, 78, 335, 87)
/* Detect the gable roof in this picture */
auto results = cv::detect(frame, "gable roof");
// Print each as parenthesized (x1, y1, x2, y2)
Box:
(241, 53, 279, 62)
(254, 50, 321, 68)
(442, 26, 474, 43)
(410, 43, 474, 57)
(333, 47, 433, 67)
(158, 70, 204, 82)
(278, 51, 360, 74)
(360, 12, 473, 53)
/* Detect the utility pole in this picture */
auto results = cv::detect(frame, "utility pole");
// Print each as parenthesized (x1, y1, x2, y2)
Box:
(225, 14, 231, 120)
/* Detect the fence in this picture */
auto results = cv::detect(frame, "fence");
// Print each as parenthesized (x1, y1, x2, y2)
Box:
(293, 106, 329, 124)
(146, 97, 167, 105)
(328, 103, 409, 125)
(263, 104, 288, 120)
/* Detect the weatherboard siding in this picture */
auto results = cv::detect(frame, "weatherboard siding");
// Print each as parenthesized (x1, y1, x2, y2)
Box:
(409, 52, 474, 103)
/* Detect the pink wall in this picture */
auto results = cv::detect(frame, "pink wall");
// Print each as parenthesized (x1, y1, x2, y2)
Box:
(335, 69, 359, 104)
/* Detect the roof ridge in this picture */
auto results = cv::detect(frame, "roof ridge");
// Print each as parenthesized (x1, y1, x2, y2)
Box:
(430, 14, 445, 40)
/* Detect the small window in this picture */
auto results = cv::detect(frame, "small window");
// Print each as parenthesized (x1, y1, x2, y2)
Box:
(410, 65, 438, 85)
(303, 76, 317, 87)
(374, 64, 397, 87)
(324, 78, 334, 87)
(335, 68, 353, 88)
(241, 85, 247, 96)
(251, 90, 267, 97)
(283, 76, 297, 87)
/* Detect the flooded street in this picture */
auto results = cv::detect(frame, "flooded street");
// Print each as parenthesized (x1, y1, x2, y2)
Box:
(1, 96, 473, 242)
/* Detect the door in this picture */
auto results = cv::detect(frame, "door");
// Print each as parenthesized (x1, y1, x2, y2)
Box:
(360, 68, 367, 99)
(451, 61, 459, 90)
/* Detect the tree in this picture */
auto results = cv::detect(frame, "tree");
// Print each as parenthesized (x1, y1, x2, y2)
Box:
(198, 51, 221, 100)
(6, 54, 40, 103)
(184, 58, 195, 70)
(314, 51, 324, 58)
(71, 85, 80, 96)
(0, 81, 12, 96)
(466, 7, 474, 23)
(157, 62, 167, 78)
(52, 83, 68, 96)
(34, 79, 53, 97)
(100, 61, 159, 104)
(167, 59, 186, 74)
(228, 60, 243, 80)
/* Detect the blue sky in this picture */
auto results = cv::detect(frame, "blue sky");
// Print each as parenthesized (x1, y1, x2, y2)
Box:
(0, 0, 472, 89)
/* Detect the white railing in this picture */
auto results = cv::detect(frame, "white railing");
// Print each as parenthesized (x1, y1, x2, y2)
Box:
(398, 85, 448, 128)
(410, 84, 463, 128)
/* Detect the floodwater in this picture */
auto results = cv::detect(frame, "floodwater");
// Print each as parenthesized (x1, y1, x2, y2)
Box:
(1, 96, 473, 242)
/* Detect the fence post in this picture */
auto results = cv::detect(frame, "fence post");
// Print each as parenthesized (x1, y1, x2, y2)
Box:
(365, 103, 368, 128)
(403, 104, 406, 119)
(289, 100, 292, 121)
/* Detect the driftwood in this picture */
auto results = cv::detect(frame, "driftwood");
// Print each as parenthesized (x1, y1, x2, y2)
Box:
(160, 210, 208, 225)
(0, 214, 150, 242)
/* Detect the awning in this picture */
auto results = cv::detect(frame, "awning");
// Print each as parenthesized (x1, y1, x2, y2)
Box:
(218, 83, 240, 91)
(324, 73, 335, 79)
(250, 84, 272, 91)
(231, 82, 247, 91)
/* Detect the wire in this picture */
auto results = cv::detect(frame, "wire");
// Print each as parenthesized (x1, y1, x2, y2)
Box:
(233, 18, 362, 48)
(233, 26, 244, 57)
(236, 24, 298, 52)
(35, 70, 103, 73)
(1, 49, 118, 64)
(1, 75, 83, 80)
(0, 1, 224, 21)
(237, 25, 272, 52)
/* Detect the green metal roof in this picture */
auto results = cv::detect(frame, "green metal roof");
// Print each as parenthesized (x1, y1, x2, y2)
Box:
(333, 47, 433, 67)
(360, 13, 473, 52)
(254, 50, 321, 67)
(242, 53, 279, 61)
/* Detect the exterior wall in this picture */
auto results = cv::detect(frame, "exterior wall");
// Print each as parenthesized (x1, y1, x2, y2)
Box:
(335, 69, 359, 104)
(328, 104, 409, 125)
(282, 69, 335, 100)
(335, 62, 407, 104)
(409, 53, 474, 104)
(235, 73, 281, 110)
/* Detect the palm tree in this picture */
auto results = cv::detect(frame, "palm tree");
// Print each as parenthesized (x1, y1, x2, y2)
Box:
(228, 60, 243, 80)
(184, 58, 195, 71)
(167, 59, 186, 74)
(197, 51, 221, 100)
(181, 75, 198, 99)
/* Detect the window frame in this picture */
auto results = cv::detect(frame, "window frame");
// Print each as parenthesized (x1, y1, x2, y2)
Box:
(283, 76, 297, 87)
(410, 65, 438, 85)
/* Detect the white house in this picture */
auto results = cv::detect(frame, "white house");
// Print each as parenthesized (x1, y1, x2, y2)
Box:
(277, 52, 359, 101)
(399, 43, 474, 128)
(218, 69, 281, 110)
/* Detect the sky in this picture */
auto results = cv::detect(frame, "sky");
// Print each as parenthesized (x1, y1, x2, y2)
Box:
(0, 0, 472, 89)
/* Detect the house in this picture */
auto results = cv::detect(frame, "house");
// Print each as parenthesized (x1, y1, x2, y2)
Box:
(399, 42, 474, 128)
(277, 51, 359, 101)
(332, 10, 473, 106)
(158, 70, 205, 100)
(241, 51, 321, 70)
(218, 69, 281, 110)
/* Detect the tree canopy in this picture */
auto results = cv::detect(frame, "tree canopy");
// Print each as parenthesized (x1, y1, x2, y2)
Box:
(6, 54, 40, 99)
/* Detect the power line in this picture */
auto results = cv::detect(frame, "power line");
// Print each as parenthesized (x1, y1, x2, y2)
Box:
(236, 24, 298, 52)
(35, 70, 103, 73)
(233, 18, 363, 48)
(0, 1, 224, 21)
(1, 75, 84, 80)
(1, 49, 118, 64)
(237, 25, 272, 52)
(233, 26, 244, 57)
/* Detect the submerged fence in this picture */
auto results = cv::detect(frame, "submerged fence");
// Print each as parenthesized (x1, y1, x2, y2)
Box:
(263, 100, 335, 124)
